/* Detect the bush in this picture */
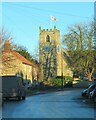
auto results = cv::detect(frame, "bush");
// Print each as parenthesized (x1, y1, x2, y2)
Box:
(48, 78, 63, 87)
(45, 76, 73, 87)
(64, 76, 73, 83)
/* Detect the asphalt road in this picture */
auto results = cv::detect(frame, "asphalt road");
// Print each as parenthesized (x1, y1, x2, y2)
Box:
(2, 88, 96, 119)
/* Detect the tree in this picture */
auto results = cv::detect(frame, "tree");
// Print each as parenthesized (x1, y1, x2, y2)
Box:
(0, 28, 13, 51)
(63, 22, 96, 81)
(16, 45, 34, 62)
(0, 28, 34, 75)
(94, 20, 96, 49)
(39, 41, 57, 81)
(0, 28, 15, 74)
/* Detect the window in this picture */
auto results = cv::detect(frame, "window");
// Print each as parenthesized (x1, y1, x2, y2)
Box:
(57, 46, 60, 52)
(46, 35, 50, 42)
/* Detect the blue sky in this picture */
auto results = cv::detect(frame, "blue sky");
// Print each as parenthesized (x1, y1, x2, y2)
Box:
(2, 2, 94, 54)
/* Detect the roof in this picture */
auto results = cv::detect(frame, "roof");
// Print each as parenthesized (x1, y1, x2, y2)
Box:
(12, 51, 32, 66)
(3, 50, 32, 66)
(3, 40, 33, 66)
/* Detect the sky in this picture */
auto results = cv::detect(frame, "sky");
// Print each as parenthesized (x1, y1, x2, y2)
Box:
(1, 2, 94, 54)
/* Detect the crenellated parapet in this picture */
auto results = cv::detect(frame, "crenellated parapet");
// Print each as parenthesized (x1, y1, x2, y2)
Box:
(39, 26, 59, 33)
(39, 26, 60, 45)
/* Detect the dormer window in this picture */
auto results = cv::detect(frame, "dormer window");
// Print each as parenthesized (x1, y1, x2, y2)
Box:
(46, 35, 50, 42)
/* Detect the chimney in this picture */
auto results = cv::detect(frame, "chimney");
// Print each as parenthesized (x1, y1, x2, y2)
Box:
(4, 40, 11, 52)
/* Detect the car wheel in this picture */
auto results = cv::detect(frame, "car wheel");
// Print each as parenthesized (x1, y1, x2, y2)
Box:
(5, 97, 9, 100)
(22, 96, 26, 100)
(81, 93, 84, 97)
(18, 96, 21, 101)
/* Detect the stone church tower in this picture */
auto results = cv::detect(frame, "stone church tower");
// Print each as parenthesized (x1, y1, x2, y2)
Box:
(39, 26, 62, 79)
(39, 26, 73, 80)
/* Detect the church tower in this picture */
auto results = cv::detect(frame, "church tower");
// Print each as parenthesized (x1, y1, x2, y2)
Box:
(39, 26, 62, 79)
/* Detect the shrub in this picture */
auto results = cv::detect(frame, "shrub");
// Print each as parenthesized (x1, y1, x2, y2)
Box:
(64, 76, 73, 82)
(48, 78, 63, 87)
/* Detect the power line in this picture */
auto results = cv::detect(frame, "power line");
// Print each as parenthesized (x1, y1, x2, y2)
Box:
(4, 3, 48, 18)
(4, 3, 92, 19)
(3, 4, 51, 26)
(3, 13, 34, 46)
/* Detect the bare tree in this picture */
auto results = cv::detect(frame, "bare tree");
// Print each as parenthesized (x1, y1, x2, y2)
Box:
(63, 22, 95, 81)
(39, 40, 57, 81)
(0, 28, 23, 76)
(0, 28, 13, 51)
(31, 45, 39, 62)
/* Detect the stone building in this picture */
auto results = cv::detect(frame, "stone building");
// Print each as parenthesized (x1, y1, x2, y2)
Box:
(39, 26, 73, 80)
(0, 40, 39, 83)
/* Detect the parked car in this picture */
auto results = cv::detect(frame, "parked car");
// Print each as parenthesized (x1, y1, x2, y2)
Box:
(88, 87, 96, 102)
(1, 76, 26, 101)
(81, 84, 96, 97)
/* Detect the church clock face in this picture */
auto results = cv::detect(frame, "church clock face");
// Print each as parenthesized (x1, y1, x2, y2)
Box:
(44, 45, 50, 52)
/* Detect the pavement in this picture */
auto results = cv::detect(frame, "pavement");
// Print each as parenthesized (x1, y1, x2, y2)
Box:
(26, 87, 76, 96)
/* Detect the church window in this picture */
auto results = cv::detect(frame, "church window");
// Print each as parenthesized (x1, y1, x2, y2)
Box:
(57, 46, 60, 52)
(46, 35, 50, 42)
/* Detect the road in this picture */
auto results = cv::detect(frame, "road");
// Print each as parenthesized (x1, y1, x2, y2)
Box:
(2, 88, 96, 119)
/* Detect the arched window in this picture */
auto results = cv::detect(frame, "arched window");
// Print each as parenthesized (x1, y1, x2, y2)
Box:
(46, 35, 50, 42)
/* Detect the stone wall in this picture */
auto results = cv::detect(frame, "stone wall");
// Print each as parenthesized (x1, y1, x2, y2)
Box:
(1, 52, 32, 82)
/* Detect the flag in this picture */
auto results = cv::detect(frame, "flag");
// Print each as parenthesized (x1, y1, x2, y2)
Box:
(51, 16, 58, 22)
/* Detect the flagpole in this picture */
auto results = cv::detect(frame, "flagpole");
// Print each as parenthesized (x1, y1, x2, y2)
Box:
(50, 16, 58, 28)
(50, 16, 52, 29)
